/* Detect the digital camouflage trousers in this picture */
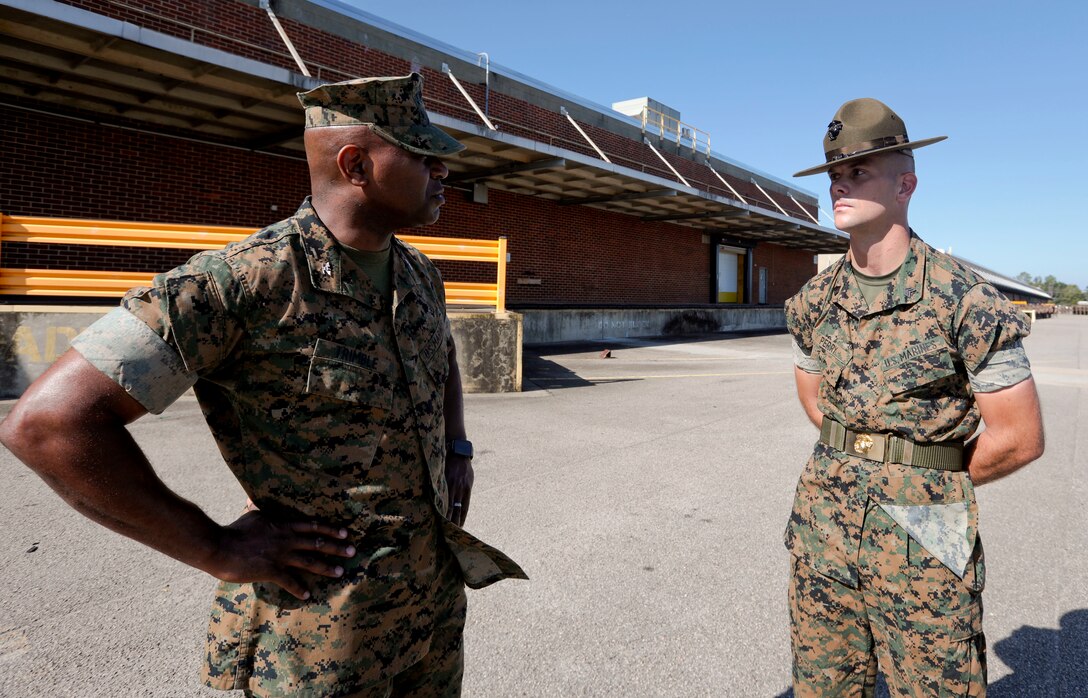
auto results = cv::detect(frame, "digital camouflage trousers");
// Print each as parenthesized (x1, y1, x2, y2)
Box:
(790, 504, 986, 697)
(242, 546, 467, 698)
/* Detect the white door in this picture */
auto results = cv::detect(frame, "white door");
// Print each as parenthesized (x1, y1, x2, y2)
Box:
(717, 245, 744, 303)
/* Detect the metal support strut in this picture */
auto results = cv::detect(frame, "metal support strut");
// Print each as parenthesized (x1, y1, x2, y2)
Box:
(260, 1, 310, 77)
(645, 140, 690, 188)
(560, 107, 611, 163)
(787, 193, 820, 225)
(442, 63, 497, 131)
(750, 178, 789, 217)
(706, 166, 747, 206)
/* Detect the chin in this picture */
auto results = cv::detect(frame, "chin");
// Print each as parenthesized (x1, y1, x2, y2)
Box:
(835, 213, 873, 234)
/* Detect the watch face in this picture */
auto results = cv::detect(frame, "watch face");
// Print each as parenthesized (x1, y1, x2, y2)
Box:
(449, 439, 473, 458)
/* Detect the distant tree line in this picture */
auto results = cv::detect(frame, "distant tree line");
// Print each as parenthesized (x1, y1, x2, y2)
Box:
(1016, 273, 1087, 305)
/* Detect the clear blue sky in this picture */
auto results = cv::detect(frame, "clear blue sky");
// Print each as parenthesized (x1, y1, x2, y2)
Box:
(342, 0, 1088, 290)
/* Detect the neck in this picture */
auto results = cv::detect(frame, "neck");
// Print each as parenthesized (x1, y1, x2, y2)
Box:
(847, 223, 911, 276)
(311, 194, 396, 252)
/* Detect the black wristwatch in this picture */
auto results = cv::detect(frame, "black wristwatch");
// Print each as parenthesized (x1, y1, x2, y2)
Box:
(446, 438, 473, 459)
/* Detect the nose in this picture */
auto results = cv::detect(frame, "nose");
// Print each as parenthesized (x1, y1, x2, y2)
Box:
(429, 157, 449, 180)
(830, 178, 848, 197)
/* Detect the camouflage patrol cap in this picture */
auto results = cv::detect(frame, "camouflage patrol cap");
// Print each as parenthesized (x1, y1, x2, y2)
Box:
(298, 73, 465, 157)
(793, 98, 946, 177)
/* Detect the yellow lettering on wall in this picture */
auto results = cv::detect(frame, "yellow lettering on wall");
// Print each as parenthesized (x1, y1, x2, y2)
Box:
(12, 326, 42, 362)
(45, 327, 80, 361)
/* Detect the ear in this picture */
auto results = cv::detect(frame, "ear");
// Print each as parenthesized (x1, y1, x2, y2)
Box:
(897, 172, 918, 202)
(336, 144, 367, 186)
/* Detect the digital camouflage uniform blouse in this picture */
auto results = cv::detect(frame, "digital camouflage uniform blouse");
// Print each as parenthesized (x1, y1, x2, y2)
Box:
(784, 234, 1030, 589)
(72, 199, 525, 696)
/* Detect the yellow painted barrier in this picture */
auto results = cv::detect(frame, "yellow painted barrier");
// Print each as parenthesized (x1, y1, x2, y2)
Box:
(0, 214, 506, 311)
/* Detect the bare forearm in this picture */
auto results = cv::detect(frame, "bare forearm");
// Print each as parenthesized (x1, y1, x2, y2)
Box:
(967, 378, 1045, 486)
(794, 367, 823, 429)
(801, 400, 823, 429)
(965, 427, 1043, 485)
(2, 350, 357, 600)
(441, 341, 473, 525)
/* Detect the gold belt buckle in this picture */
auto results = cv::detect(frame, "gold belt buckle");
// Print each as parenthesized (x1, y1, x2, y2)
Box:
(853, 433, 875, 455)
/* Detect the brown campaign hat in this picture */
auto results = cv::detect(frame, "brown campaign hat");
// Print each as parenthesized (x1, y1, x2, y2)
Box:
(793, 98, 945, 177)
(297, 73, 465, 157)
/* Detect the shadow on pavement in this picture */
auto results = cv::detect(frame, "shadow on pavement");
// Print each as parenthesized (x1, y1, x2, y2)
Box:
(989, 608, 1088, 697)
(523, 328, 787, 357)
(522, 353, 594, 391)
(522, 329, 789, 391)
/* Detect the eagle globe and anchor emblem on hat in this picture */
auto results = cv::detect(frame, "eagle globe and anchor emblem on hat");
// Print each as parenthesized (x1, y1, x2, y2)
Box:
(793, 98, 947, 177)
(296, 72, 465, 158)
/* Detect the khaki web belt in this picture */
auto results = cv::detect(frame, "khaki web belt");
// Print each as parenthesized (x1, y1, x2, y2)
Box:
(819, 417, 965, 472)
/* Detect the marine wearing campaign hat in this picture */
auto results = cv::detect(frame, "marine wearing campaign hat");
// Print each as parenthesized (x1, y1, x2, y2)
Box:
(793, 98, 946, 177)
(298, 72, 465, 157)
(781, 94, 1043, 697)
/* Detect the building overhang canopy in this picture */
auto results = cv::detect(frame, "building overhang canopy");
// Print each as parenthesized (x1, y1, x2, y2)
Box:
(1, 0, 847, 252)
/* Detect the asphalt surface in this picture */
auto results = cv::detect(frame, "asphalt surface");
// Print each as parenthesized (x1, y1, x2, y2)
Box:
(1, 315, 1086, 697)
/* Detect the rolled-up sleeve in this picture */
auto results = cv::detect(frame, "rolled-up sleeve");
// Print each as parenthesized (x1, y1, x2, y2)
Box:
(968, 340, 1032, 393)
(786, 293, 822, 373)
(792, 337, 825, 374)
(70, 253, 245, 413)
(71, 307, 197, 414)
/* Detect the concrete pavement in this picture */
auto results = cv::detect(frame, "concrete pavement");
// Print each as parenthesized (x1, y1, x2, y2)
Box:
(2, 315, 1085, 696)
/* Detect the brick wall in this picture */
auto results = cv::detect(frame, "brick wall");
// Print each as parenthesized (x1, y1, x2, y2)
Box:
(5, 0, 823, 305)
(752, 244, 818, 305)
(1, 101, 711, 304)
(435, 187, 710, 306)
(0, 101, 307, 226)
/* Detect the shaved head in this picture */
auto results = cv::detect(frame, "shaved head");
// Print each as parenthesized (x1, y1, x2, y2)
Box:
(302, 122, 448, 244)
(304, 124, 381, 196)
(887, 149, 916, 175)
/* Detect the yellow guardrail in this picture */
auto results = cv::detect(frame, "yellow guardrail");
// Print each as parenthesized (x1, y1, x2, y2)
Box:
(0, 214, 507, 311)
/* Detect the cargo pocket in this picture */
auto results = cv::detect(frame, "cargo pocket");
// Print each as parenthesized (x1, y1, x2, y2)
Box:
(908, 531, 986, 593)
(900, 600, 987, 691)
(307, 338, 393, 406)
(882, 501, 971, 578)
(872, 469, 975, 580)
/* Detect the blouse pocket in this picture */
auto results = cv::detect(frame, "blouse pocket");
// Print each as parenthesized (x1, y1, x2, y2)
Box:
(418, 326, 449, 389)
(814, 327, 851, 396)
(883, 345, 957, 397)
(306, 338, 393, 410)
(274, 339, 394, 471)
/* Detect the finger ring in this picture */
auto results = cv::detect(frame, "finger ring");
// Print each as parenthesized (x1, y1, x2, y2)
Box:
(452, 502, 463, 508)
(315, 537, 324, 549)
